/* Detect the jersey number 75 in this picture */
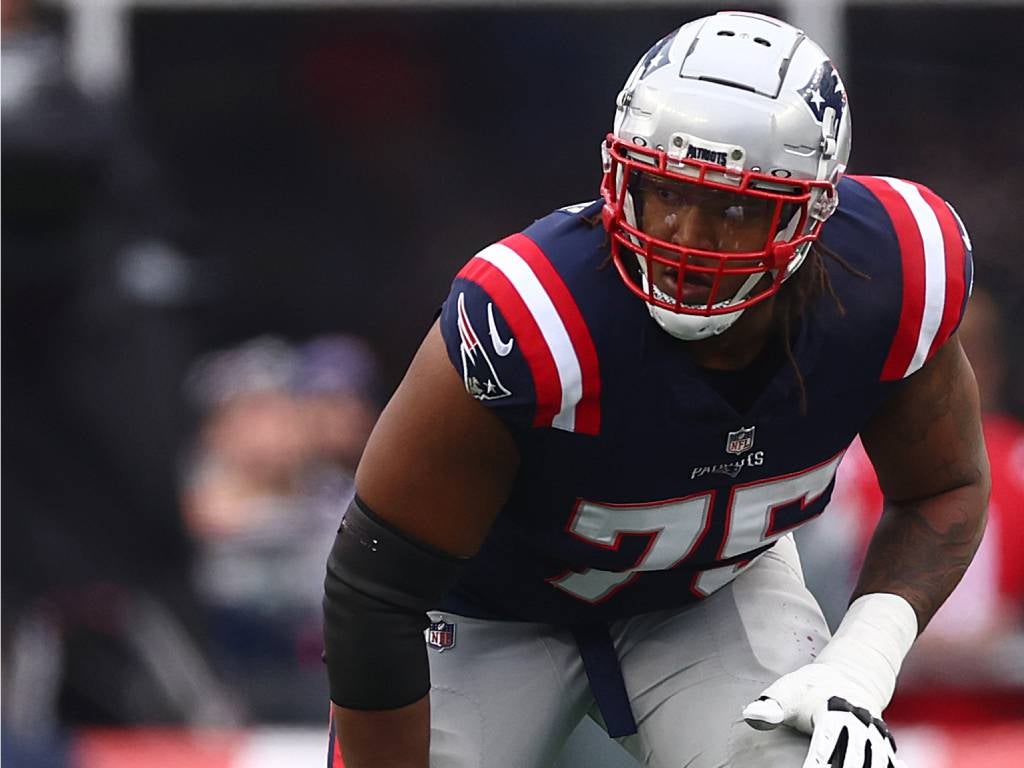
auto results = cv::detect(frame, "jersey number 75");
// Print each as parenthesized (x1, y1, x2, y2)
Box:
(548, 452, 844, 602)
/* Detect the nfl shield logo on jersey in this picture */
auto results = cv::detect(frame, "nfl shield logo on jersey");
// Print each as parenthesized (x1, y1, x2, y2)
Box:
(725, 426, 756, 455)
(427, 618, 456, 652)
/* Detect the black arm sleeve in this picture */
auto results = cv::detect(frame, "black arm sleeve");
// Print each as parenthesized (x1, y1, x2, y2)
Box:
(322, 495, 466, 709)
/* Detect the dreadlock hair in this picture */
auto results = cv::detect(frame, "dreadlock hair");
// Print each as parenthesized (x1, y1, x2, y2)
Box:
(774, 240, 870, 413)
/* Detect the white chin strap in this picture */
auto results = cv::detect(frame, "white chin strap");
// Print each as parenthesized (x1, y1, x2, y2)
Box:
(640, 268, 762, 340)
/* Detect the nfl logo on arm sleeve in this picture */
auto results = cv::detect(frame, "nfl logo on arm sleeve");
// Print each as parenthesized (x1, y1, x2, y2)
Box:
(427, 618, 456, 652)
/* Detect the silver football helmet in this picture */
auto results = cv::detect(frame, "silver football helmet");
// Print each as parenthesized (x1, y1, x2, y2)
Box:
(600, 11, 851, 340)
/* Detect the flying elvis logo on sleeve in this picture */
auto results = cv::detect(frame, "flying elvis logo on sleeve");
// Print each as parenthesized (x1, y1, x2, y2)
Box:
(456, 292, 512, 401)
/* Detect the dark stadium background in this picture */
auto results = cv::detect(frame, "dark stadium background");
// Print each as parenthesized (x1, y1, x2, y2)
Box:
(128, 3, 1024, 392)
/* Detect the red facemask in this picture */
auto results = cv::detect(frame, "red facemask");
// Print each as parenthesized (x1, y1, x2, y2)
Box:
(600, 134, 836, 316)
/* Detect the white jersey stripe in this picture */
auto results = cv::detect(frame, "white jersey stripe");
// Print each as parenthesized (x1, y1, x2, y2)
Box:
(476, 243, 583, 431)
(881, 177, 948, 378)
(947, 202, 975, 298)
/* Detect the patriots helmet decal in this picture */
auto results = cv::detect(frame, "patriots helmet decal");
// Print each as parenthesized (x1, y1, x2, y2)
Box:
(799, 60, 847, 125)
(636, 29, 678, 82)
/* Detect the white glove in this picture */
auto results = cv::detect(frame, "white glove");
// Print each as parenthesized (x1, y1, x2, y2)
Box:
(742, 593, 918, 768)
(744, 680, 905, 767)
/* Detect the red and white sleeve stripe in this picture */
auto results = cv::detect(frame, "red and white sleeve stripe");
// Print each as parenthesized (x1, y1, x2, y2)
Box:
(854, 176, 971, 381)
(456, 233, 601, 435)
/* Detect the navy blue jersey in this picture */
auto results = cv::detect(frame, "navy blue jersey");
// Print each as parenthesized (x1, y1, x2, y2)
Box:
(438, 176, 972, 625)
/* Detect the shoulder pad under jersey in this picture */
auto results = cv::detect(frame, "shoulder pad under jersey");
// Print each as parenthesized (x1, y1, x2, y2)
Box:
(439, 204, 603, 435)
(844, 175, 973, 380)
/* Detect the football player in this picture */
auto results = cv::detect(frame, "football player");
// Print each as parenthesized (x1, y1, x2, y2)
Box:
(323, 11, 988, 768)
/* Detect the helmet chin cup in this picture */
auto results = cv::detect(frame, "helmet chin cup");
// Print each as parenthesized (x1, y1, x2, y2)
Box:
(637, 265, 749, 341)
(650, 303, 746, 340)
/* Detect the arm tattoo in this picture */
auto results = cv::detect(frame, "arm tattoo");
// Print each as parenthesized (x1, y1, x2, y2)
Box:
(852, 493, 987, 631)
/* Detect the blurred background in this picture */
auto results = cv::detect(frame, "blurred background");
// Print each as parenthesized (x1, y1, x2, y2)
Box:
(2, 0, 1022, 766)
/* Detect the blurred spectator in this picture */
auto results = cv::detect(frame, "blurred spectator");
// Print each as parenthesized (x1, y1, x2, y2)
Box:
(184, 337, 309, 542)
(293, 335, 379, 477)
(799, 284, 1024, 725)
(182, 334, 380, 723)
(2, 0, 228, 742)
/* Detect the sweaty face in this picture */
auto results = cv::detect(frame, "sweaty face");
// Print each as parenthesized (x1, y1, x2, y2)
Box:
(635, 174, 778, 306)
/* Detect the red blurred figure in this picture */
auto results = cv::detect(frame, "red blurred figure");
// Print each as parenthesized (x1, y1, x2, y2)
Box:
(827, 286, 1024, 725)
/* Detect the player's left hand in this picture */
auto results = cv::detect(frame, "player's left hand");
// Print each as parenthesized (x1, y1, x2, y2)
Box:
(742, 663, 907, 767)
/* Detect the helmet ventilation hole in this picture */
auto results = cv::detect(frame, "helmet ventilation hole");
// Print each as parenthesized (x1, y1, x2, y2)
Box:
(717, 30, 735, 36)
(754, 37, 771, 47)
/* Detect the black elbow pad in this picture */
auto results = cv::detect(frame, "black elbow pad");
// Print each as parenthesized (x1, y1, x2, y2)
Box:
(323, 496, 465, 709)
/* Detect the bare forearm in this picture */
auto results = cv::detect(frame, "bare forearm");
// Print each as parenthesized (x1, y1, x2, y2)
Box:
(331, 697, 430, 768)
(852, 484, 987, 632)
(856, 336, 991, 632)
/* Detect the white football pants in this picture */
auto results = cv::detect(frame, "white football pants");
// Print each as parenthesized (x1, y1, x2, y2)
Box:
(426, 534, 829, 768)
